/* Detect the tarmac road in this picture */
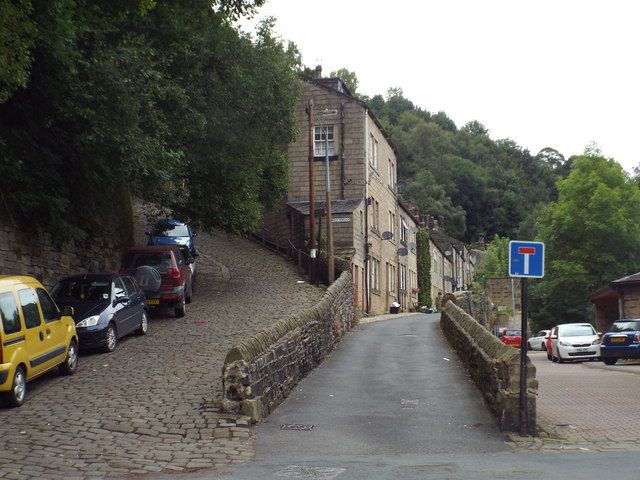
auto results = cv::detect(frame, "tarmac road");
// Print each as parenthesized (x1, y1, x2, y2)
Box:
(167, 313, 640, 480)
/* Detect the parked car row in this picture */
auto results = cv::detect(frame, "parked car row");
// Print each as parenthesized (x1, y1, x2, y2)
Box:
(0, 219, 197, 406)
(500, 319, 640, 367)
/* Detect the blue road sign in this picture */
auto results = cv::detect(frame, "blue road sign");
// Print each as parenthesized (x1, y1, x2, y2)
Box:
(509, 241, 545, 278)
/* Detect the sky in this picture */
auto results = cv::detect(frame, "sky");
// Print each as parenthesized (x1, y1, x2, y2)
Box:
(240, 0, 640, 172)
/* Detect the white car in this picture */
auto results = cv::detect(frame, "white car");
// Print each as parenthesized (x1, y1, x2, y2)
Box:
(527, 330, 550, 351)
(551, 323, 601, 363)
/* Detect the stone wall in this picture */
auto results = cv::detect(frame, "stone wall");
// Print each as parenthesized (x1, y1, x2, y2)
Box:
(0, 203, 133, 288)
(441, 299, 537, 435)
(222, 270, 355, 422)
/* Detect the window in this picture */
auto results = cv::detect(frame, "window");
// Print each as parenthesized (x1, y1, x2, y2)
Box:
(400, 218, 408, 243)
(36, 288, 59, 323)
(113, 278, 127, 300)
(387, 263, 396, 292)
(399, 264, 407, 292)
(368, 133, 378, 169)
(388, 159, 395, 189)
(121, 277, 137, 297)
(370, 258, 380, 292)
(18, 289, 41, 329)
(314, 125, 335, 157)
(0, 292, 21, 334)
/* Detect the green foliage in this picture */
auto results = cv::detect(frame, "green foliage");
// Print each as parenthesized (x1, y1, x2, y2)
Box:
(473, 235, 510, 286)
(416, 229, 432, 307)
(329, 68, 359, 94)
(0, 1, 299, 241)
(530, 154, 640, 329)
(0, 0, 34, 103)
(367, 89, 560, 242)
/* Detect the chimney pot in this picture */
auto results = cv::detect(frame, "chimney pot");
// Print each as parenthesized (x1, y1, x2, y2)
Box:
(314, 65, 322, 79)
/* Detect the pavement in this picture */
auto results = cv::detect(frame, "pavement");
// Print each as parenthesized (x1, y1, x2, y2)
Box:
(0, 214, 325, 479)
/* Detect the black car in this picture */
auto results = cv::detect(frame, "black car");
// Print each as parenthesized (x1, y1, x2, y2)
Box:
(51, 274, 148, 352)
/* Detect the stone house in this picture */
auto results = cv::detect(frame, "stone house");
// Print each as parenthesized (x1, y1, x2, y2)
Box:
(588, 272, 640, 333)
(260, 68, 417, 315)
(428, 229, 475, 293)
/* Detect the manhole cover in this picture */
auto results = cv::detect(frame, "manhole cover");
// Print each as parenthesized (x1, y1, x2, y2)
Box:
(274, 466, 345, 478)
(280, 424, 316, 431)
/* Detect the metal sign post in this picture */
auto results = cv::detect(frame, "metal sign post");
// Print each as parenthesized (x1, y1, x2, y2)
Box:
(508, 240, 545, 436)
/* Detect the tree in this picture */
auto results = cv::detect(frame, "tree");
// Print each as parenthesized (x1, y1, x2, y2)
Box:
(416, 229, 431, 307)
(0, 0, 300, 241)
(473, 235, 510, 287)
(330, 68, 359, 94)
(530, 154, 640, 328)
(0, 0, 34, 103)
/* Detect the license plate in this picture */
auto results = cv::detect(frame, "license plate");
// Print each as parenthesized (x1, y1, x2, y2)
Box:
(577, 348, 589, 352)
(146, 299, 160, 305)
(611, 336, 626, 343)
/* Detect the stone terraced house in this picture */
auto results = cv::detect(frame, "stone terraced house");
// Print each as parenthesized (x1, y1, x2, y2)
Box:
(260, 67, 418, 315)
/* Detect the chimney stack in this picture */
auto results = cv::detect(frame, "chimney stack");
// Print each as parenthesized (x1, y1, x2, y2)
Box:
(314, 65, 322, 79)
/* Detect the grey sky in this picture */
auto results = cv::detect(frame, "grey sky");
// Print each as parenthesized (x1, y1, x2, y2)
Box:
(242, 0, 639, 172)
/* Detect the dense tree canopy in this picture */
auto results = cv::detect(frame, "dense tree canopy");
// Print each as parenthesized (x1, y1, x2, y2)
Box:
(529, 154, 640, 328)
(361, 88, 560, 241)
(0, 0, 300, 241)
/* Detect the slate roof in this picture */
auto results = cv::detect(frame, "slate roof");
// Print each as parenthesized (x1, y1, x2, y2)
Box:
(287, 198, 363, 216)
(427, 229, 465, 257)
(611, 272, 640, 287)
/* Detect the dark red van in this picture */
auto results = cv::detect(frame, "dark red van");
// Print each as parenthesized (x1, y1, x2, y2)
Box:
(120, 246, 194, 317)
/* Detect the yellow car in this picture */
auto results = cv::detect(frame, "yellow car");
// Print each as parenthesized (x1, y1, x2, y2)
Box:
(0, 276, 79, 406)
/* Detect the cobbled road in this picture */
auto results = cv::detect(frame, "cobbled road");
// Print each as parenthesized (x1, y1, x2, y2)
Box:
(0, 223, 325, 479)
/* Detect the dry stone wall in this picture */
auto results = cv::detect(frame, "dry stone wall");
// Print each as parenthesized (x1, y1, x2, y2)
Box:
(0, 217, 131, 288)
(222, 270, 355, 422)
(441, 299, 537, 435)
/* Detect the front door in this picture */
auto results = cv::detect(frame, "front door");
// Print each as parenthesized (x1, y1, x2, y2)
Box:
(35, 287, 68, 356)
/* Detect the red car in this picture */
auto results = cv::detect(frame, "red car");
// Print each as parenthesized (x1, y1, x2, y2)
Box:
(499, 328, 522, 348)
(120, 245, 194, 318)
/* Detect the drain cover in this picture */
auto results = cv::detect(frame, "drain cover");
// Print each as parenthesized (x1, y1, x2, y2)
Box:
(280, 424, 316, 431)
(274, 465, 345, 478)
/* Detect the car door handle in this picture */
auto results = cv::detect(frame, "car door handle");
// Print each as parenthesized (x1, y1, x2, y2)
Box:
(39, 331, 44, 341)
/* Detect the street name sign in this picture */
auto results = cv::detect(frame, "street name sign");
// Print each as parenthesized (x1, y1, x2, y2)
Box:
(509, 241, 545, 278)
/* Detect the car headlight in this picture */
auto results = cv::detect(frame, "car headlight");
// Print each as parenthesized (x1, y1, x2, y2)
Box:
(77, 315, 99, 328)
(559, 340, 570, 347)
(592, 338, 601, 345)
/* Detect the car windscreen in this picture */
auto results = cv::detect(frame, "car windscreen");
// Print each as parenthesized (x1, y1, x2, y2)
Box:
(505, 330, 521, 336)
(559, 325, 595, 337)
(124, 252, 173, 274)
(152, 224, 189, 237)
(51, 279, 111, 303)
(608, 321, 640, 333)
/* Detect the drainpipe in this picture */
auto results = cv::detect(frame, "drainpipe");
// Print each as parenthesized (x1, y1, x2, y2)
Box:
(340, 102, 346, 200)
(364, 108, 370, 314)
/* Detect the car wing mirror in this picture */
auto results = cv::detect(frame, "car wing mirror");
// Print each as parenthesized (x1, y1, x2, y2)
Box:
(60, 306, 74, 317)
(114, 296, 129, 305)
(550, 335, 557, 339)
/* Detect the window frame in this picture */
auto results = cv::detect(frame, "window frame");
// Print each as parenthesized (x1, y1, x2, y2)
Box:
(314, 125, 336, 158)
(18, 288, 42, 329)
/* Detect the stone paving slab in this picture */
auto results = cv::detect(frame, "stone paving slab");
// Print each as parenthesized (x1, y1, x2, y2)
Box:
(507, 351, 640, 452)
(0, 208, 325, 479)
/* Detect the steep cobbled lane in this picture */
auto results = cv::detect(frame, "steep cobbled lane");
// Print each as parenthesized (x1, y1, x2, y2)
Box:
(0, 225, 324, 479)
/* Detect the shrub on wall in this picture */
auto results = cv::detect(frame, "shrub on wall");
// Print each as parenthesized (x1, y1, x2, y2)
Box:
(416, 229, 432, 307)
